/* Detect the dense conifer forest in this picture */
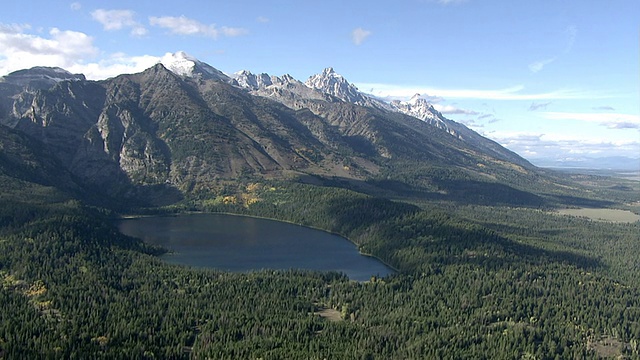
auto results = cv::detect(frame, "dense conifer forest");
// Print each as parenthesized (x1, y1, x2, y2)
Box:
(1, 173, 639, 358)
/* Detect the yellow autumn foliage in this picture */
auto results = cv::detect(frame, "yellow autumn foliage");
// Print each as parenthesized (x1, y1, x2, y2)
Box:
(222, 195, 237, 205)
(25, 280, 47, 297)
(246, 182, 261, 193)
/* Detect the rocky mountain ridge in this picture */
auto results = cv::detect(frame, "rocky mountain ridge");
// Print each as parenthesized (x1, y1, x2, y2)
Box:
(0, 55, 546, 207)
(230, 64, 525, 167)
(0, 67, 86, 88)
(158, 52, 494, 147)
(390, 94, 454, 133)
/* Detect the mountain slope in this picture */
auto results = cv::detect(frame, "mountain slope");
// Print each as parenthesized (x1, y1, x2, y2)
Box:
(0, 124, 80, 191)
(0, 66, 85, 89)
(235, 66, 531, 169)
(0, 58, 564, 207)
(1, 64, 375, 199)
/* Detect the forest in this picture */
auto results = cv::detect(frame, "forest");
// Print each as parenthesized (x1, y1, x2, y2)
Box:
(0, 172, 639, 359)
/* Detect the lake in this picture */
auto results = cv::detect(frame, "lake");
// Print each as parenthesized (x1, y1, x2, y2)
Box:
(116, 213, 394, 281)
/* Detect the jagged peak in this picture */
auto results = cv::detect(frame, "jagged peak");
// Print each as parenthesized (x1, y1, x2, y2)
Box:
(272, 73, 303, 86)
(392, 93, 435, 110)
(307, 67, 349, 85)
(388, 93, 449, 132)
(321, 67, 339, 77)
(233, 69, 310, 92)
(409, 93, 422, 104)
(234, 69, 252, 76)
(144, 63, 177, 76)
(301, 67, 395, 111)
(305, 67, 362, 101)
(232, 69, 274, 90)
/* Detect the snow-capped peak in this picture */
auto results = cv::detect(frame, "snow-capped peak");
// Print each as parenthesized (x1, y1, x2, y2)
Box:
(305, 67, 369, 104)
(160, 51, 232, 83)
(229, 65, 460, 139)
(408, 93, 422, 105)
(388, 94, 463, 138)
(321, 67, 339, 77)
(232, 70, 273, 90)
(160, 51, 197, 77)
(390, 94, 439, 122)
(277, 74, 297, 83)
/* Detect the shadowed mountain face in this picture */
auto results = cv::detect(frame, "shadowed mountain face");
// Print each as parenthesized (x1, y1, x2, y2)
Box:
(0, 61, 552, 206)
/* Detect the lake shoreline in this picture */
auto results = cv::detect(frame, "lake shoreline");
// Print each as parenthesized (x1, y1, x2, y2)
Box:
(218, 212, 401, 274)
(116, 211, 398, 280)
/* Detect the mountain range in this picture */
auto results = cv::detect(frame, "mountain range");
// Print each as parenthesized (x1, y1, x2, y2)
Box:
(0, 51, 565, 207)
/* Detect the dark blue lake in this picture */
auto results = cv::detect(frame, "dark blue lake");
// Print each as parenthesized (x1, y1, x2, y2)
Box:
(116, 213, 394, 281)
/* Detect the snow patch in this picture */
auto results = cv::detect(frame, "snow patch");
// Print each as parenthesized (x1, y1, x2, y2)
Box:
(159, 51, 231, 82)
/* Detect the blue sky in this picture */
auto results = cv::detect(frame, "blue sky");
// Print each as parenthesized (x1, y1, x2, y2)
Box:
(1, 0, 638, 168)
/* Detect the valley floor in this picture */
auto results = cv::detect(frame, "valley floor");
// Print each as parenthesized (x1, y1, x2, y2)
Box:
(0, 176, 639, 358)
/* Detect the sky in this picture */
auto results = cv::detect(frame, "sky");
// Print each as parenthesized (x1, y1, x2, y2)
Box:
(1, 0, 638, 169)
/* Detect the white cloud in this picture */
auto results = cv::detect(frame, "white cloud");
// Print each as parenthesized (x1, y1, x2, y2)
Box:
(91, 9, 147, 37)
(432, 103, 478, 115)
(221, 26, 248, 37)
(0, 17, 244, 80)
(149, 16, 247, 38)
(351, 27, 372, 45)
(543, 112, 640, 129)
(257, 16, 270, 23)
(528, 25, 577, 73)
(0, 23, 162, 80)
(67, 53, 161, 80)
(356, 82, 607, 101)
(528, 101, 552, 111)
(70, 2, 81, 11)
(529, 57, 555, 73)
(0, 24, 98, 75)
(485, 130, 640, 160)
(0, 23, 30, 33)
(476, 113, 500, 124)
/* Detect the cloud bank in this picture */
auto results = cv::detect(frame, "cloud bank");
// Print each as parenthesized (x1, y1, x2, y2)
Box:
(543, 112, 640, 130)
(0, 11, 250, 79)
(356, 82, 607, 101)
(0, 24, 98, 75)
(486, 130, 640, 160)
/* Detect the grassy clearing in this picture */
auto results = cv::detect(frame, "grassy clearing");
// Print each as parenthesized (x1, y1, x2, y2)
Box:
(315, 308, 342, 322)
(557, 208, 640, 223)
